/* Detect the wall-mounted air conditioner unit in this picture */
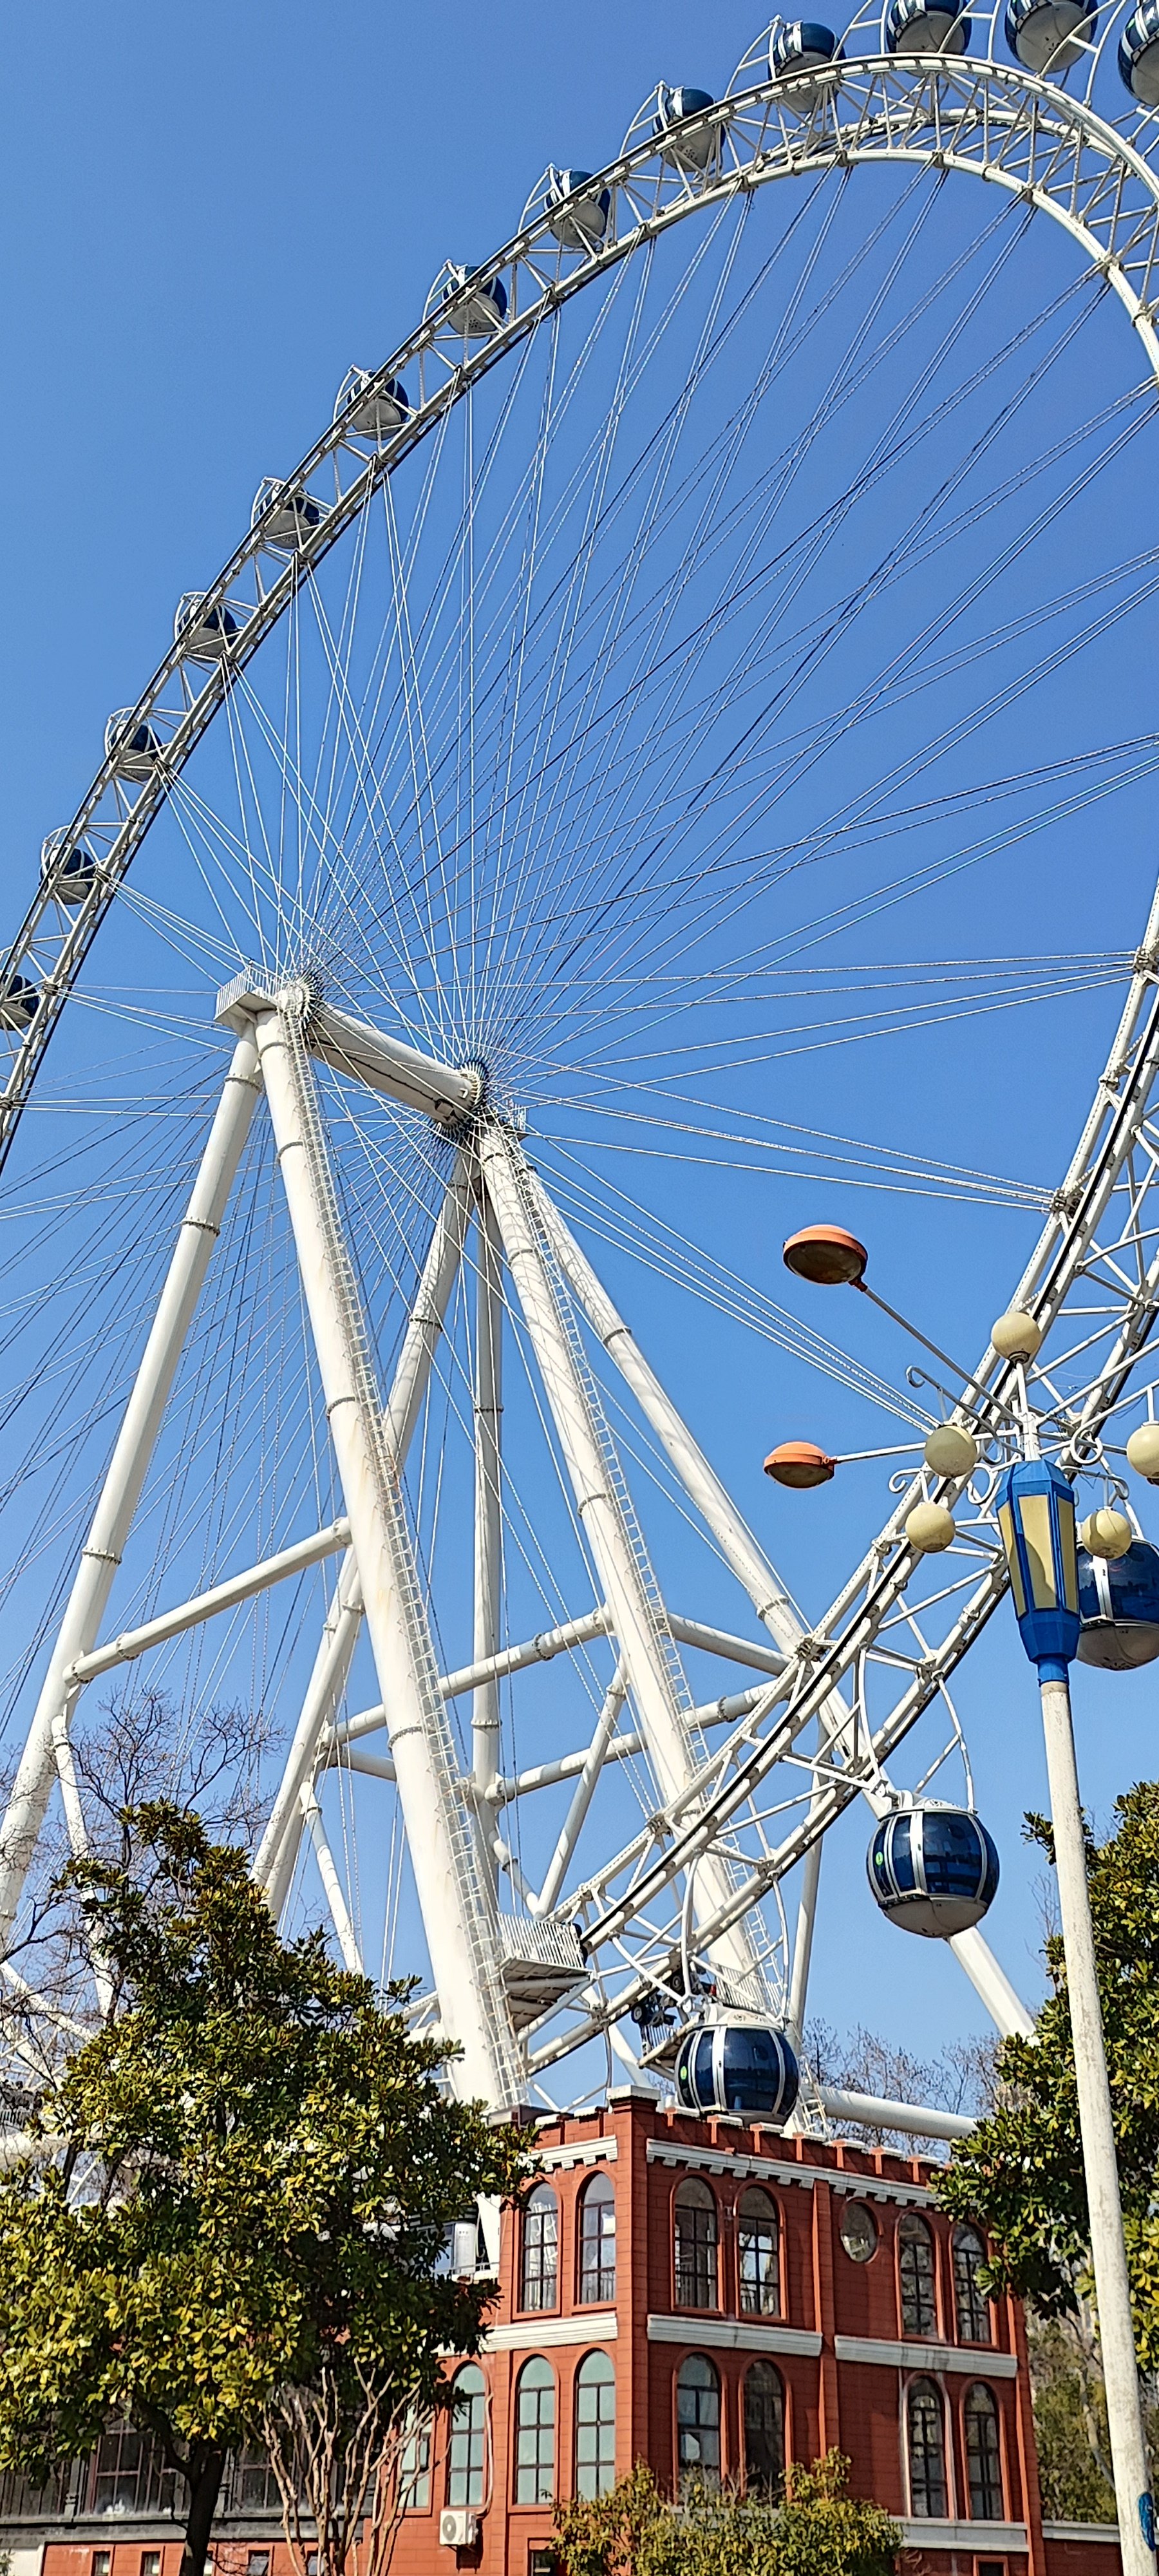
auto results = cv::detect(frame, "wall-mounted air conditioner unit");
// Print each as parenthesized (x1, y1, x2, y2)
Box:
(439, 2508, 479, 2550)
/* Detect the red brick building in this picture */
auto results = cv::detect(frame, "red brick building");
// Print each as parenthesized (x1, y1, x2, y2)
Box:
(1, 2090, 1121, 2576)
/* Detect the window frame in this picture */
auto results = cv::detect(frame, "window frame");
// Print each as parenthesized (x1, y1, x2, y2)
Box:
(676, 2350, 722, 2486)
(953, 2224, 994, 2346)
(446, 2362, 487, 2509)
(513, 2356, 556, 2508)
(905, 2374, 950, 2521)
(673, 2176, 720, 2312)
(737, 2185, 782, 2319)
(576, 2170, 616, 2307)
(520, 2180, 560, 2316)
(399, 2410, 433, 2514)
(574, 2348, 617, 2501)
(963, 2382, 1005, 2523)
(742, 2357, 786, 2496)
(897, 2211, 940, 2340)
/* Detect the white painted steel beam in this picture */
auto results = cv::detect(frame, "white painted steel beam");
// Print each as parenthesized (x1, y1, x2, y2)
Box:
(481, 1123, 762, 1998)
(66, 1520, 351, 1684)
(332, 1604, 616, 1745)
(301, 1788, 364, 1976)
(256, 1162, 471, 1911)
(531, 1660, 629, 1916)
(261, 1554, 363, 1922)
(948, 1924, 1035, 2040)
(536, 1184, 800, 1651)
(253, 999, 520, 2107)
(494, 1731, 643, 1803)
(471, 1189, 504, 1880)
(0, 1035, 263, 1948)
(664, 1613, 784, 1678)
(818, 2085, 975, 2143)
(216, 974, 481, 1126)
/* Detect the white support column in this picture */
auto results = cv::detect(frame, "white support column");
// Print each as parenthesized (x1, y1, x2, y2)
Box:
(0, 1034, 263, 1947)
(471, 1188, 504, 1878)
(480, 1121, 761, 1998)
(254, 1162, 472, 1915)
(301, 1787, 364, 1976)
(253, 1001, 520, 2108)
(259, 1556, 364, 1919)
(949, 1923, 1035, 2039)
(536, 1181, 801, 1651)
(786, 1835, 822, 2052)
(530, 1660, 628, 1917)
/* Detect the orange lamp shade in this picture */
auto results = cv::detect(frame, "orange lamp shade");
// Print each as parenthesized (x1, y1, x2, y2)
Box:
(764, 1441, 837, 1489)
(782, 1224, 867, 1287)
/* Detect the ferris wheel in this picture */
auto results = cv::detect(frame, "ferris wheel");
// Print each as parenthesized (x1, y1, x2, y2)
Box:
(4, 0, 1159, 2137)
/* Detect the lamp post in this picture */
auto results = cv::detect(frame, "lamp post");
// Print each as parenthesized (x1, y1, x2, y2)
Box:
(995, 1453, 1154, 2576)
(775, 1223, 1154, 2563)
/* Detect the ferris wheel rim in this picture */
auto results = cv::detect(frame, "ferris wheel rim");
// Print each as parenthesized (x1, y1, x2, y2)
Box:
(6, 50, 1159, 1159)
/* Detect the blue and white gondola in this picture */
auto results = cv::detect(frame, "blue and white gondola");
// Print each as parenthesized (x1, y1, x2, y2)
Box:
(1077, 1540, 1159, 1669)
(886, 0, 970, 49)
(545, 170, 612, 251)
(441, 267, 509, 337)
(1005, 0, 1096, 70)
(40, 829, 96, 905)
(654, 86, 719, 171)
(674, 2020, 800, 2123)
(334, 370, 410, 441)
(769, 21, 841, 91)
(1119, 0, 1159, 97)
(867, 1804, 999, 1937)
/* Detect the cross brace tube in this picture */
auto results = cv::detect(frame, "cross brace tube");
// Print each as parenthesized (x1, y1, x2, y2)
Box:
(66, 1519, 352, 1685)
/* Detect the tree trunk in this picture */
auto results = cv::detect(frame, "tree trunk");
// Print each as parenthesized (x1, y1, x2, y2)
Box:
(180, 2443, 227, 2576)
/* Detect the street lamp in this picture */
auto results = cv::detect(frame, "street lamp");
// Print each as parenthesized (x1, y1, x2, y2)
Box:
(995, 1454, 1154, 2576)
(779, 1224, 1155, 2573)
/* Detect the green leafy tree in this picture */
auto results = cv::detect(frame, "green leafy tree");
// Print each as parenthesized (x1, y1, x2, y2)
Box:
(554, 2452, 899, 2576)
(938, 1783, 1159, 2366)
(1027, 2315, 1117, 2523)
(0, 1806, 524, 2576)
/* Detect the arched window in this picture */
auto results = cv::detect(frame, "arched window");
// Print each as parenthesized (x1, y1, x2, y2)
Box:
(738, 2188, 781, 2318)
(514, 2358, 555, 2505)
(575, 2351, 616, 2499)
(446, 2365, 485, 2508)
(578, 2172, 616, 2304)
(898, 2213, 938, 2336)
(521, 2181, 558, 2313)
(954, 2226, 993, 2345)
(906, 2378, 947, 2519)
(677, 2353, 721, 2485)
(674, 2177, 719, 2310)
(965, 2384, 1003, 2520)
(744, 2360, 785, 2495)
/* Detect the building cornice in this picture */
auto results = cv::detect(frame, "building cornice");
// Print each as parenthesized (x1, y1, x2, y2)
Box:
(646, 2313, 823, 2358)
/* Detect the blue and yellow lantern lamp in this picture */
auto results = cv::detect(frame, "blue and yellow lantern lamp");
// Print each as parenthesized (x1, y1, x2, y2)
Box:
(994, 1456, 1081, 1678)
